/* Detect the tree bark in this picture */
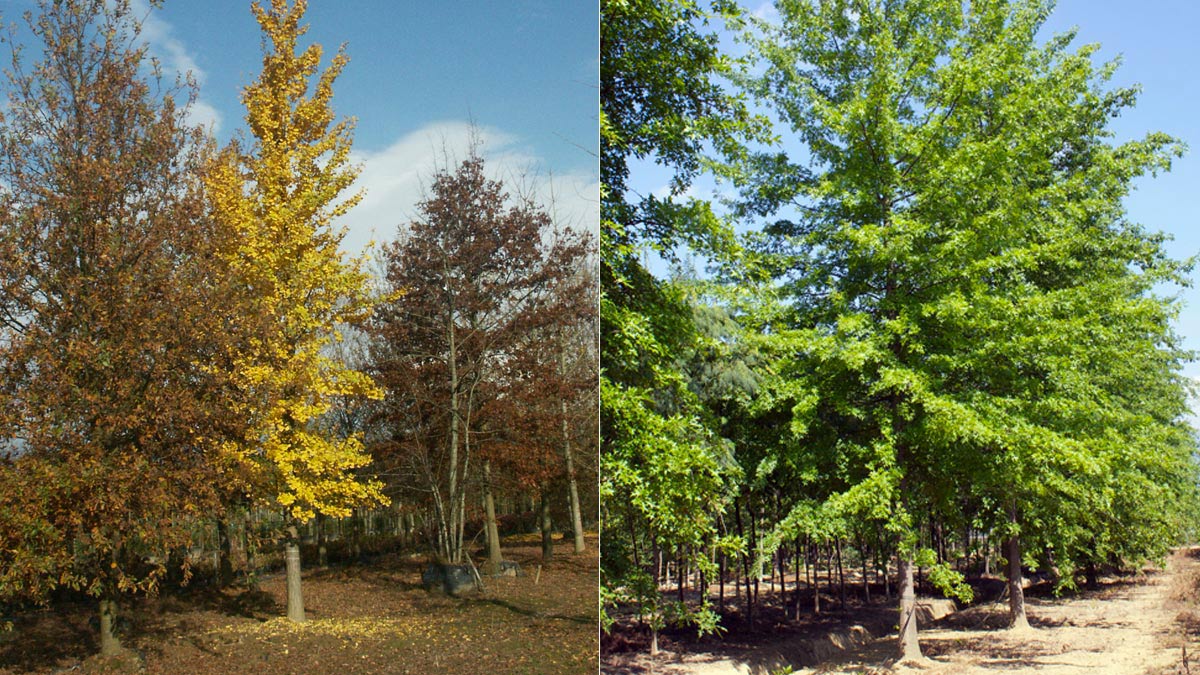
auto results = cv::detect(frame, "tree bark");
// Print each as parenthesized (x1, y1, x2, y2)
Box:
(483, 460, 503, 572)
(898, 553, 922, 662)
(812, 540, 821, 615)
(539, 490, 553, 561)
(836, 537, 846, 608)
(1007, 517, 1030, 630)
(794, 538, 802, 621)
(718, 549, 726, 615)
(216, 518, 235, 588)
(244, 510, 259, 590)
(560, 340, 586, 554)
(734, 498, 752, 624)
(99, 596, 121, 656)
(316, 513, 328, 567)
(861, 538, 871, 603)
(285, 522, 305, 622)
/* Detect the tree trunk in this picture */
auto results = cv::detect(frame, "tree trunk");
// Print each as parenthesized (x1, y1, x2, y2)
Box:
(826, 542, 834, 608)
(350, 509, 363, 562)
(560, 341, 586, 554)
(718, 549, 726, 615)
(285, 522, 305, 623)
(748, 506, 759, 613)
(1006, 510, 1030, 630)
(99, 596, 121, 656)
(898, 553, 922, 662)
(836, 537, 846, 608)
(244, 511, 258, 590)
(812, 541, 821, 615)
(483, 461, 503, 573)
(983, 534, 991, 576)
(678, 551, 686, 604)
(862, 542, 871, 603)
(216, 518, 234, 588)
(446, 289, 463, 565)
(734, 498, 752, 625)
(317, 513, 328, 567)
(540, 490, 553, 561)
(794, 538, 802, 621)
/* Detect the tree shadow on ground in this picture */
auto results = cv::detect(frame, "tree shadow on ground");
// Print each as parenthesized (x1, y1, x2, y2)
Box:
(0, 601, 98, 673)
(464, 595, 595, 625)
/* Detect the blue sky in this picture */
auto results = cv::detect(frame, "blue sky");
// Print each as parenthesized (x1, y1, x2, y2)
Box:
(4, 0, 599, 252)
(1039, 1, 1200, 416)
(636, 1, 1200, 419)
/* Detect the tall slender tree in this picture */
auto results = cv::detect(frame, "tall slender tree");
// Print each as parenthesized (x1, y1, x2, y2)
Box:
(204, 0, 386, 623)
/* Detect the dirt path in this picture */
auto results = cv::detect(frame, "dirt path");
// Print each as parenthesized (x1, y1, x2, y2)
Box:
(811, 550, 1196, 675)
(605, 550, 1198, 675)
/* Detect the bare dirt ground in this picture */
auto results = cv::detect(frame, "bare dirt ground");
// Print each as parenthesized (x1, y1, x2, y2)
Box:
(0, 534, 598, 675)
(604, 548, 1200, 675)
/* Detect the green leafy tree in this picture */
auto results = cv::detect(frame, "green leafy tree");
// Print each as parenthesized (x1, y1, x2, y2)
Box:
(740, 0, 1195, 658)
(600, 0, 769, 643)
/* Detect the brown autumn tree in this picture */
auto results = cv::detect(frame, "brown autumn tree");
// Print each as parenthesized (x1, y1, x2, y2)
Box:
(0, 0, 248, 657)
(368, 149, 590, 571)
(483, 258, 596, 561)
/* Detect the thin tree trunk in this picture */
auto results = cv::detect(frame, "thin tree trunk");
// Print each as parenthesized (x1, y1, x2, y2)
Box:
(447, 300, 461, 564)
(826, 542, 834, 608)
(836, 537, 846, 608)
(560, 340, 586, 554)
(748, 505, 760, 614)
(285, 522, 305, 623)
(317, 513, 328, 567)
(540, 490, 553, 561)
(984, 533, 991, 576)
(216, 518, 234, 588)
(483, 460, 503, 573)
(718, 549, 726, 614)
(794, 538, 802, 621)
(1086, 537, 1100, 590)
(99, 596, 121, 656)
(898, 552, 922, 662)
(861, 538, 871, 603)
(1007, 505, 1030, 630)
(244, 511, 259, 590)
(734, 498, 752, 625)
(813, 540, 821, 615)
(678, 551, 686, 604)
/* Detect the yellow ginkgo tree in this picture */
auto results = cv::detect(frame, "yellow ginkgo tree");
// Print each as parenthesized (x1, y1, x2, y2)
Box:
(205, 0, 386, 623)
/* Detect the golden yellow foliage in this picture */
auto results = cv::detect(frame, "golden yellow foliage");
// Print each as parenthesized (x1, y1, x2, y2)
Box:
(206, 0, 385, 522)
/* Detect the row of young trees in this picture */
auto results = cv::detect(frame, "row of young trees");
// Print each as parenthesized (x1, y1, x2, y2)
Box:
(0, 0, 595, 659)
(601, 0, 1199, 663)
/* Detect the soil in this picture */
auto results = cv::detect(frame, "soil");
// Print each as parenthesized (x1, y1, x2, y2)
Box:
(0, 534, 598, 675)
(604, 547, 1200, 675)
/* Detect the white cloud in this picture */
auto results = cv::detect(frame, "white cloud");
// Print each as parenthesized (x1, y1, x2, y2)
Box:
(751, 1, 779, 21)
(131, 0, 222, 134)
(337, 120, 598, 255)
